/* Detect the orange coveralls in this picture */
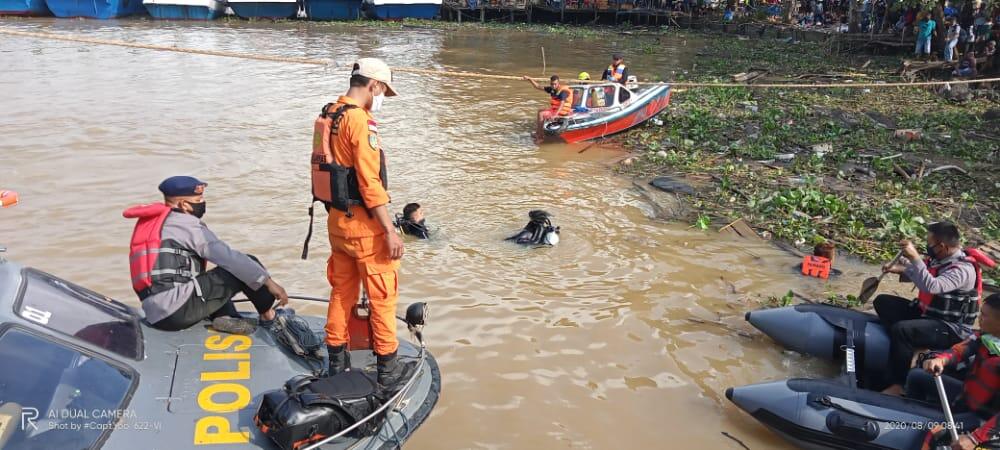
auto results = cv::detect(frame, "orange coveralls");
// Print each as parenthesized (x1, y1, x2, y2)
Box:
(324, 95, 400, 356)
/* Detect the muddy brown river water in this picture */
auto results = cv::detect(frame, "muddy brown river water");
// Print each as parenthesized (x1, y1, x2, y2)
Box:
(1, 18, 896, 449)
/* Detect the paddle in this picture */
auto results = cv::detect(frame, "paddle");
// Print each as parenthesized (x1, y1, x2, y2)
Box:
(858, 249, 905, 304)
(933, 373, 961, 444)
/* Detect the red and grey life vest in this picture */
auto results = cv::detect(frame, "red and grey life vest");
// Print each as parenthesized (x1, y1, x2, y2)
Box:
(123, 203, 204, 300)
(956, 335, 1000, 417)
(916, 248, 996, 327)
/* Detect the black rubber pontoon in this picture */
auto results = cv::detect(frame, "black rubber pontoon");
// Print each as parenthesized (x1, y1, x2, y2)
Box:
(746, 304, 892, 389)
(727, 378, 965, 450)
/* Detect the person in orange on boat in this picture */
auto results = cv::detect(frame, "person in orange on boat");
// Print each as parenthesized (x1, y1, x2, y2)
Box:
(522, 74, 574, 143)
(321, 57, 414, 395)
(601, 54, 629, 85)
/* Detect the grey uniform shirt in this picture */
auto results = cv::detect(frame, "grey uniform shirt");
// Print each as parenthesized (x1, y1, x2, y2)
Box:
(902, 251, 977, 336)
(142, 211, 270, 324)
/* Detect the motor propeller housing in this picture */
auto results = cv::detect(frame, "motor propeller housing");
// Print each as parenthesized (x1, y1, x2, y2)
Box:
(405, 302, 428, 345)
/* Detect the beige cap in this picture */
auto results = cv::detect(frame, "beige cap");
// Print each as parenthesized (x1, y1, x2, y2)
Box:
(352, 58, 398, 97)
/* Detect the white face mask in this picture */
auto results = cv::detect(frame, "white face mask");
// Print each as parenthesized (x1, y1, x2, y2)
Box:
(370, 93, 385, 112)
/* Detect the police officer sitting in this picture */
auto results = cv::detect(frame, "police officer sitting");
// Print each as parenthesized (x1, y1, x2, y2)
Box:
(123, 176, 289, 335)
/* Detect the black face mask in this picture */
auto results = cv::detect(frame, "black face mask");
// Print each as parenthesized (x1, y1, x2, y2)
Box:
(925, 241, 937, 260)
(189, 201, 207, 219)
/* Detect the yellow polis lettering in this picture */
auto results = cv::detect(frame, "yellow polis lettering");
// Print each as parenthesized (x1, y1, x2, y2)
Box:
(194, 333, 253, 445)
(201, 353, 250, 381)
(198, 383, 251, 413)
(194, 416, 250, 445)
(204, 334, 252, 352)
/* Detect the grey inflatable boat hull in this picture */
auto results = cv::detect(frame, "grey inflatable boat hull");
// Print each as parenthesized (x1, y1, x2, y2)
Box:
(727, 378, 950, 450)
(746, 304, 892, 389)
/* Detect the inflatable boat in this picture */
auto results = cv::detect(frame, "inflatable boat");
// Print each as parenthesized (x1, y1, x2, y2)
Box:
(0, 252, 440, 449)
(746, 303, 894, 390)
(542, 80, 671, 144)
(727, 377, 969, 450)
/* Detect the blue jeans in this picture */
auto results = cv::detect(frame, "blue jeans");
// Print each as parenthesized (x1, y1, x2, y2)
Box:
(945, 39, 959, 61)
(916, 37, 931, 55)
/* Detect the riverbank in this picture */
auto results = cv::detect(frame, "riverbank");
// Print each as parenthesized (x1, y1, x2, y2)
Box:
(617, 31, 1000, 272)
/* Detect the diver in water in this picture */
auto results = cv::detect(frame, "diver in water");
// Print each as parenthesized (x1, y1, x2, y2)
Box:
(506, 210, 560, 246)
(396, 203, 429, 239)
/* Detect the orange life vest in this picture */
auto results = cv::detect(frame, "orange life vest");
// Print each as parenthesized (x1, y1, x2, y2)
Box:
(607, 64, 627, 82)
(549, 86, 573, 116)
(801, 255, 832, 279)
(311, 103, 354, 207)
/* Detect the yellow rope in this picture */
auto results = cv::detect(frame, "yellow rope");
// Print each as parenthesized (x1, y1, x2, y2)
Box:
(3, 28, 999, 89)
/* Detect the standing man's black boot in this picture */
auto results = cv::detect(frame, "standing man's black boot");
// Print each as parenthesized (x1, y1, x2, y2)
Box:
(327, 344, 351, 376)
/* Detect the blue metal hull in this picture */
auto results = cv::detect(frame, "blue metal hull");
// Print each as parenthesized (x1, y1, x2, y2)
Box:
(305, 0, 359, 20)
(145, 3, 222, 19)
(367, 2, 437, 19)
(0, 0, 51, 15)
(228, 1, 296, 18)
(45, 0, 145, 17)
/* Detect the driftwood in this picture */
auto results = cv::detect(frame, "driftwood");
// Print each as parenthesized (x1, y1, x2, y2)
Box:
(686, 318, 755, 339)
(721, 431, 751, 450)
(731, 69, 769, 83)
(791, 290, 817, 304)
(927, 164, 968, 176)
(719, 218, 761, 240)
(900, 57, 989, 78)
(892, 163, 911, 180)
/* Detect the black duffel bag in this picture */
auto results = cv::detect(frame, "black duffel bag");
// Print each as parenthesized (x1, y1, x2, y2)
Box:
(255, 371, 383, 450)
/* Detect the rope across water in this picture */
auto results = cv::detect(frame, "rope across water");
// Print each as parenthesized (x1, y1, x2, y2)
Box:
(3, 27, 999, 89)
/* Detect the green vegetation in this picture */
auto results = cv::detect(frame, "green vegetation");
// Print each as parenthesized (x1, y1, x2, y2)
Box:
(280, 17, 672, 40)
(619, 33, 1000, 264)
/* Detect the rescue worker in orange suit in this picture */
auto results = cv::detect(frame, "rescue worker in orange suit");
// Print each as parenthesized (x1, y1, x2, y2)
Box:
(905, 294, 1000, 449)
(875, 221, 996, 396)
(521, 74, 574, 143)
(601, 53, 629, 85)
(320, 58, 414, 393)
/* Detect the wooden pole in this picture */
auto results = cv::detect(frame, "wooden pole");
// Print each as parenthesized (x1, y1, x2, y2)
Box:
(480, 1, 485, 22)
(560, 0, 565, 22)
(541, 46, 546, 75)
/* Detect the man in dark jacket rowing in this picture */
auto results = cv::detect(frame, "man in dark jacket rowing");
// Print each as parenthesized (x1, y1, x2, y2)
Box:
(874, 221, 994, 395)
(124, 176, 289, 334)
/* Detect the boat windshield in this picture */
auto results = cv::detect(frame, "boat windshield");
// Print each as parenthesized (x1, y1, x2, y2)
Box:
(0, 327, 136, 450)
(586, 85, 616, 108)
(14, 269, 143, 360)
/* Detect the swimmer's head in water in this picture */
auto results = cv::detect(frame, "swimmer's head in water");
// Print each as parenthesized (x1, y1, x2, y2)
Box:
(403, 203, 423, 223)
(528, 210, 552, 225)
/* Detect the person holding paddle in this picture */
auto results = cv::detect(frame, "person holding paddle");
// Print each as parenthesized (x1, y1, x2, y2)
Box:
(874, 222, 995, 396)
(907, 294, 1000, 449)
